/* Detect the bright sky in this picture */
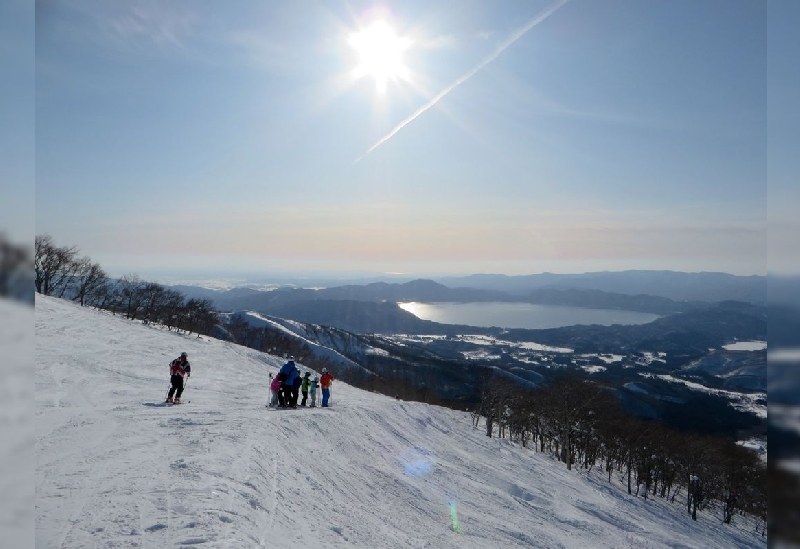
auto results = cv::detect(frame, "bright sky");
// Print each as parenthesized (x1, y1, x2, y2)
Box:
(32, 0, 782, 278)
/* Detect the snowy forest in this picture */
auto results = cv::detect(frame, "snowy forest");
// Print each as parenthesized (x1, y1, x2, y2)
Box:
(474, 376, 766, 527)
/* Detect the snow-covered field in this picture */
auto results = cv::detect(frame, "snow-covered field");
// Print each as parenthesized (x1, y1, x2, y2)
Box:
(639, 373, 767, 419)
(2, 298, 35, 548)
(35, 295, 766, 548)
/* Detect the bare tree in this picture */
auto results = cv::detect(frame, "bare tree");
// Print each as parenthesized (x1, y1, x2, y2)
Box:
(535, 378, 608, 471)
(181, 298, 218, 336)
(34, 234, 78, 296)
(478, 376, 519, 438)
(159, 289, 186, 330)
(138, 282, 167, 324)
(118, 274, 146, 320)
(71, 257, 107, 307)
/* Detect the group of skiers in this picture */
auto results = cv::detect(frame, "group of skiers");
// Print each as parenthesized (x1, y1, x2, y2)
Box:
(165, 352, 334, 408)
(268, 356, 334, 408)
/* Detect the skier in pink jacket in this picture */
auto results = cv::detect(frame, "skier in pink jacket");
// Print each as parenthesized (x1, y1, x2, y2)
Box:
(268, 372, 281, 408)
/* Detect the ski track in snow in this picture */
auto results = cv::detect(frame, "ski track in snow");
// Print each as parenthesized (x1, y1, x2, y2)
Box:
(35, 295, 766, 548)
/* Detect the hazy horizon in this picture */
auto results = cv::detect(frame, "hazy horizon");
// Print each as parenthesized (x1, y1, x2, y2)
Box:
(137, 265, 771, 287)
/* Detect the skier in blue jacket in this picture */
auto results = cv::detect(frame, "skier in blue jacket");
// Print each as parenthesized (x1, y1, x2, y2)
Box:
(277, 357, 299, 408)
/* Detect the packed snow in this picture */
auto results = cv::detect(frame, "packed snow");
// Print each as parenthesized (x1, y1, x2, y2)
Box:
(35, 295, 766, 548)
(2, 298, 35, 549)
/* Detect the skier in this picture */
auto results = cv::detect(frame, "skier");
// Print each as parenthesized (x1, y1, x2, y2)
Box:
(309, 376, 319, 407)
(300, 372, 311, 406)
(276, 372, 287, 407)
(277, 357, 299, 408)
(320, 368, 334, 407)
(268, 372, 281, 408)
(291, 368, 302, 407)
(166, 352, 191, 404)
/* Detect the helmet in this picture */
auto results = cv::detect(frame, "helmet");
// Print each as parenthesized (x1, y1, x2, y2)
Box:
(322, 368, 328, 373)
(180, 352, 188, 358)
(305, 372, 311, 376)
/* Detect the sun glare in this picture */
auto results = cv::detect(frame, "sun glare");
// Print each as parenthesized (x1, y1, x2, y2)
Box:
(349, 20, 412, 94)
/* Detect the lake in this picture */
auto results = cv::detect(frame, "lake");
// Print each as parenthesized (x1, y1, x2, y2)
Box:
(397, 301, 660, 330)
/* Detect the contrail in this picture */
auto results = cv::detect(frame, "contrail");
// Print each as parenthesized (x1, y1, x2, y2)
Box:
(354, 0, 568, 164)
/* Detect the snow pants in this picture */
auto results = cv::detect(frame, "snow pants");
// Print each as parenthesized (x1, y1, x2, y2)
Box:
(168, 374, 185, 399)
(310, 391, 317, 407)
(301, 390, 308, 406)
(321, 388, 330, 407)
(269, 389, 279, 407)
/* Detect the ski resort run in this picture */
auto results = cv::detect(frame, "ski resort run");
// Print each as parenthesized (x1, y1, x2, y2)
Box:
(35, 295, 766, 548)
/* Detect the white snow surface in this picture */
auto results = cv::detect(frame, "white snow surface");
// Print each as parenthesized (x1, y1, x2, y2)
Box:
(2, 298, 35, 548)
(642, 374, 767, 419)
(35, 295, 765, 548)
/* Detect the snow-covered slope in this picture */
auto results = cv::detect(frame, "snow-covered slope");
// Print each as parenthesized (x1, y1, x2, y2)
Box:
(35, 295, 765, 548)
(2, 298, 35, 549)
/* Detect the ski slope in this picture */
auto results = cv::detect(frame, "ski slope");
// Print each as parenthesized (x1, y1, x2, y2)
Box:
(35, 295, 766, 548)
(2, 298, 35, 548)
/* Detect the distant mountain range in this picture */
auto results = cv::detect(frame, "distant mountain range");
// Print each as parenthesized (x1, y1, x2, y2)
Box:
(436, 270, 769, 304)
(176, 270, 772, 307)
(170, 271, 778, 336)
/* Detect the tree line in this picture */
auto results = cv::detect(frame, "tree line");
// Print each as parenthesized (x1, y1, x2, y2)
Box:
(474, 375, 766, 533)
(34, 234, 218, 336)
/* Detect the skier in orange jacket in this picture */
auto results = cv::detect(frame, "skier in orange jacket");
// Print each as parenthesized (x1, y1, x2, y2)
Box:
(320, 368, 334, 407)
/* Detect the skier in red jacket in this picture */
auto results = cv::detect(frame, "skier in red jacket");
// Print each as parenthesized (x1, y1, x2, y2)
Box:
(320, 368, 334, 407)
(166, 352, 191, 404)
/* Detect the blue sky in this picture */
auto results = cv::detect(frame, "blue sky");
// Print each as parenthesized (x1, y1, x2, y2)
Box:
(31, 0, 780, 278)
(1, 0, 34, 248)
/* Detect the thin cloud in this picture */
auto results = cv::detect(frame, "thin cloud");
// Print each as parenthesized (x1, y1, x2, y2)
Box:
(416, 34, 457, 50)
(354, 0, 568, 163)
(75, 1, 195, 50)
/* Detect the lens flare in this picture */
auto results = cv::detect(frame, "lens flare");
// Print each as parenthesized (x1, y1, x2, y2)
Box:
(449, 500, 461, 533)
(398, 447, 463, 532)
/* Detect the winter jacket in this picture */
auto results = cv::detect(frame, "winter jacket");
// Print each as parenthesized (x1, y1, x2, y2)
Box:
(301, 376, 310, 392)
(320, 372, 333, 389)
(278, 361, 298, 387)
(170, 358, 191, 377)
(310, 379, 319, 394)
(270, 376, 281, 391)
(292, 373, 302, 390)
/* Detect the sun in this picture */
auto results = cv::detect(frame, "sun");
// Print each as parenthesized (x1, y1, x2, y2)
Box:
(348, 20, 412, 94)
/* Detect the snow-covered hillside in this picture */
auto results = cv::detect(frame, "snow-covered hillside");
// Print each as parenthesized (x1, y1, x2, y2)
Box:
(2, 298, 35, 549)
(35, 295, 766, 548)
